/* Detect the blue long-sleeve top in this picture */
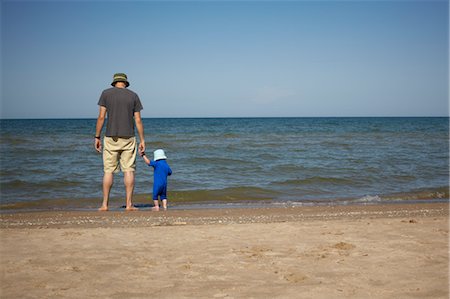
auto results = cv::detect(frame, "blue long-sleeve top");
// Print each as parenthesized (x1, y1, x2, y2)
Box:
(149, 159, 172, 187)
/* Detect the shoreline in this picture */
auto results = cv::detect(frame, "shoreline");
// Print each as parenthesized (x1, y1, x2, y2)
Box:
(1, 202, 448, 228)
(2, 186, 448, 212)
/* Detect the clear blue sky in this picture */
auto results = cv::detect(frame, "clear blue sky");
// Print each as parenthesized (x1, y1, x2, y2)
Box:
(1, 0, 448, 118)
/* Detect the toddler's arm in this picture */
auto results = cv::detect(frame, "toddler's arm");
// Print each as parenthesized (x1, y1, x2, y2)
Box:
(141, 152, 151, 165)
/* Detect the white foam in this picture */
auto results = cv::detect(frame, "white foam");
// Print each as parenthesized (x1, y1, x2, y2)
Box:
(357, 195, 382, 202)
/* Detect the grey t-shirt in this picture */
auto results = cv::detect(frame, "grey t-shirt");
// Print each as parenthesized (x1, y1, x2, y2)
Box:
(98, 87, 143, 137)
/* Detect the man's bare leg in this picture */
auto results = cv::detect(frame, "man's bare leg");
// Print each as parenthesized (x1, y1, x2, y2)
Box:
(99, 172, 113, 211)
(124, 171, 138, 211)
(162, 199, 167, 211)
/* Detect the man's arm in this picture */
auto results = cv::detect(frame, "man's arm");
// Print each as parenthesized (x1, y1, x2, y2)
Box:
(94, 106, 107, 153)
(134, 111, 145, 154)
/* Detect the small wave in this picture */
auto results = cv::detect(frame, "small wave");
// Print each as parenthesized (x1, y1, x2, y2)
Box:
(28, 169, 52, 175)
(0, 197, 100, 211)
(349, 187, 449, 204)
(0, 135, 36, 146)
(2, 179, 83, 190)
(255, 153, 278, 160)
(382, 187, 449, 201)
(189, 156, 255, 166)
(273, 176, 357, 187)
(275, 164, 309, 173)
(355, 195, 383, 203)
(222, 133, 241, 138)
(147, 141, 173, 149)
(169, 186, 279, 203)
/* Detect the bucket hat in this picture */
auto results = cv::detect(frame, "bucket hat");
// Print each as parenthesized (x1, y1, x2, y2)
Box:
(111, 73, 130, 87)
(154, 149, 167, 161)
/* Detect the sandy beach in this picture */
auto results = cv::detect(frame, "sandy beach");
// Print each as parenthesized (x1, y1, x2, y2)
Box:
(1, 203, 448, 298)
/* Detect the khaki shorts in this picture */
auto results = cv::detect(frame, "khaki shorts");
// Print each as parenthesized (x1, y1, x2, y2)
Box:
(103, 137, 137, 173)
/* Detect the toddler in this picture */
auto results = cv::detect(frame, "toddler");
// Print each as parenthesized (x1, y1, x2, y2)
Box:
(141, 149, 172, 211)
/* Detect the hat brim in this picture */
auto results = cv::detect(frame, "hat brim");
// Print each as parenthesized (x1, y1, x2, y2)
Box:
(111, 80, 130, 87)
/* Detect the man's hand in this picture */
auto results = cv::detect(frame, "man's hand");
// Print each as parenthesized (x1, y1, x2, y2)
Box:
(138, 142, 145, 156)
(95, 138, 102, 153)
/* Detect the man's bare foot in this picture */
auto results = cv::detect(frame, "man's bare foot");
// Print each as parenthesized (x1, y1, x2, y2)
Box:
(98, 206, 108, 211)
(152, 206, 160, 211)
(126, 206, 139, 211)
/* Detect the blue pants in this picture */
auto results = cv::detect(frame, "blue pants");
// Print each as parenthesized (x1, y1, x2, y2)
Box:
(153, 184, 167, 200)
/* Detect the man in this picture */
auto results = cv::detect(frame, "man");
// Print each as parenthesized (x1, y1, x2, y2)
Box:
(94, 73, 145, 211)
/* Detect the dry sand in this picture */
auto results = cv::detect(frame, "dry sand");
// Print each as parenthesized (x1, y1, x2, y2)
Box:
(1, 203, 448, 298)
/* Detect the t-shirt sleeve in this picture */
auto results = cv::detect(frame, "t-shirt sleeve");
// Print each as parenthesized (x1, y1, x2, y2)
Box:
(98, 91, 107, 107)
(149, 160, 156, 167)
(134, 94, 143, 112)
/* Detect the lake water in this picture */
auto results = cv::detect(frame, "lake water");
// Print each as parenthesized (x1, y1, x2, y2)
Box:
(0, 117, 448, 210)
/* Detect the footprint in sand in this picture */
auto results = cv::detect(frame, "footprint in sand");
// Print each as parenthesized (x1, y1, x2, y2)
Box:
(283, 272, 308, 283)
(237, 246, 273, 259)
(332, 242, 355, 250)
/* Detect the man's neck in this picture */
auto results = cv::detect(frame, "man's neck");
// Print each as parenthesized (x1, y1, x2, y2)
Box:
(115, 83, 126, 89)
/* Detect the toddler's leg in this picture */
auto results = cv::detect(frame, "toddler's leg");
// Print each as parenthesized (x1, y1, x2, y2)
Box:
(152, 199, 160, 211)
(162, 199, 167, 211)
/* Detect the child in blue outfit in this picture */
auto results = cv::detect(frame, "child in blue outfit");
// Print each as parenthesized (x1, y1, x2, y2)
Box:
(141, 149, 172, 211)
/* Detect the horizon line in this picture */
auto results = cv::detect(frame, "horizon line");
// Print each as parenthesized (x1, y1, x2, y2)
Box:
(1, 115, 449, 120)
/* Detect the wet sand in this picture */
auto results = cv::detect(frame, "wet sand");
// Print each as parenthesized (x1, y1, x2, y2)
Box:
(1, 203, 448, 298)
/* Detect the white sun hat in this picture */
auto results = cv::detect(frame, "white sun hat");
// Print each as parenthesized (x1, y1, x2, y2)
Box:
(153, 149, 167, 161)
